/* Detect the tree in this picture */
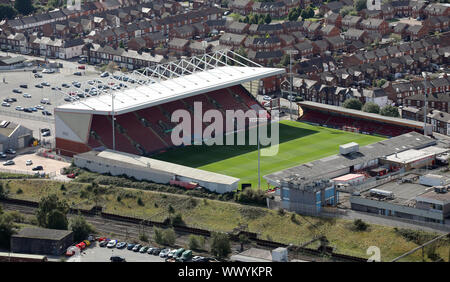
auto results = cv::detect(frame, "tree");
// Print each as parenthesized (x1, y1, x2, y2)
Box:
(264, 14, 271, 24)
(288, 8, 300, 21)
(354, 0, 367, 11)
(339, 6, 354, 17)
(163, 228, 176, 246)
(47, 210, 68, 230)
(70, 215, 95, 242)
(343, 98, 363, 110)
(188, 234, 205, 250)
(0, 183, 7, 200)
(36, 194, 69, 229)
(0, 212, 17, 249)
(14, 0, 34, 15)
(362, 102, 380, 114)
(210, 232, 231, 258)
(238, 234, 250, 251)
(380, 105, 400, 117)
(280, 54, 290, 67)
(0, 4, 17, 20)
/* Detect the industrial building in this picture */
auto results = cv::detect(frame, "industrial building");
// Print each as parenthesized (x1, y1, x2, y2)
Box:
(10, 227, 73, 256)
(264, 132, 444, 214)
(0, 120, 33, 152)
(74, 149, 240, 193)
(350, 174, 450, 224)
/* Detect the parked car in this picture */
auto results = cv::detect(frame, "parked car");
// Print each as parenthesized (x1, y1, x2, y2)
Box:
(152, 248, 162, 255)
(167, 249, 177, 258)
(178, 250, 192, 262)
(2, 160, 14, 166)
(34, 73, 42, 78)
(35, 84, 43, 88)
(42, 131, 50, 137)
(83, 240, 91, 247)
(23, 93, 31, 98)
(159, 248, 171, 258)
(32, 165, 43, 171)
(76, 242, 86, 250)
(78, 65, 86, 70)
(110, 256, 126, 262)
(62, 83, 70, 88)
(73, 72, 82, 76)
(23, 108, 33, 113)
(174, 248, 185, 258)
(42, 69, 54, 74)
(1, 102, 10, 107)
(19, 84, 27, 88)
(263, 95, 271, 101)
(116, 242, 127, 249)
(0, 153, 6, 158)
(12, 89, 22, 93)
(42, 111, 52, 116)
(26, 160, 32, 166)
(132, 244, 142, 252)
(99, 240, 109, 247)
(100, 72, 109, 77)
(139, 246, 149, 253)
(127, 243, 135, 250)
(41, 82, 50, 87)
(67, 173, 76, 179)
(107, 240, 117, 248)
(5, 149, 16, 154)
(15, 106, 23, 111)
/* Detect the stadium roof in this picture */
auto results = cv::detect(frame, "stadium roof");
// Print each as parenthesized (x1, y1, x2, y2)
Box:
(55, 50, 285, 115)
(299, 101, 424, 129)
(264, 132, 436, 189)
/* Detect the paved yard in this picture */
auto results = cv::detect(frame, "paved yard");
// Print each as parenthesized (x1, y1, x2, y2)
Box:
(66, 243, 166, 262)
(1, 152, 69, 176)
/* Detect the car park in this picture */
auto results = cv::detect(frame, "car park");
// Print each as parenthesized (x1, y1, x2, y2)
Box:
(2, 160, 14, 166)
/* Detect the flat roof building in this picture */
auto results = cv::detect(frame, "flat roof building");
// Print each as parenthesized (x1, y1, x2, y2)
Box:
(11, 227, 73, 256)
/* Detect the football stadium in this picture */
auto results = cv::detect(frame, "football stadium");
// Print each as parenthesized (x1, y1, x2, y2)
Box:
(55, 50, 418, 191)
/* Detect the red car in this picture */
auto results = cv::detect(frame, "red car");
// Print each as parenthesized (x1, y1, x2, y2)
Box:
(78, 65, 85, 70)
(67, 173, 76, 179)
(97, 237, 107, 242)
(76, 242, 86, 250)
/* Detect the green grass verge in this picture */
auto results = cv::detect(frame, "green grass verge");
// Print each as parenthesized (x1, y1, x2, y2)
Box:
(2, 179, 448, 262)
(154, 121, 384, 189)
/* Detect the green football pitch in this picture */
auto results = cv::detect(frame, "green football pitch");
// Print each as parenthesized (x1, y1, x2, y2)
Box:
(153, 120, 385, 189)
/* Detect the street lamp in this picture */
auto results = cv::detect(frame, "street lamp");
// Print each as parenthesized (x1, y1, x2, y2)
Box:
(287, 50, 298, 120)
(422, 72, 428, 136)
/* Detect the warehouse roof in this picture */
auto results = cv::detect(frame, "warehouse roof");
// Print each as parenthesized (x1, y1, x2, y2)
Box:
(264, 132, 436, 188)
(12, 227, 72, 241)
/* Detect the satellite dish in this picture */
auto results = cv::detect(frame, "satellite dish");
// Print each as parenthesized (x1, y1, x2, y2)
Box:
(367, 0, 381, 11)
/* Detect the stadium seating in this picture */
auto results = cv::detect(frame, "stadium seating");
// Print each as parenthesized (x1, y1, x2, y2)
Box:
(86, 85, 264, 156)
(300, 110, 416, 137)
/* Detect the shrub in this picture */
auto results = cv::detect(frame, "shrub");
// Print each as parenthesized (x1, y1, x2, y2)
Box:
(343, 98, 363, 110)
(210, 232, 231, 258)
(353, 219, 368, 231)
(139, 232, 149, 242)
(16, 188, 23, 194)
(137, 197, 144, 206)
(188, 234, 204, 250)
(235, 188, 267, 206)
(277, 208, 285, 216)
